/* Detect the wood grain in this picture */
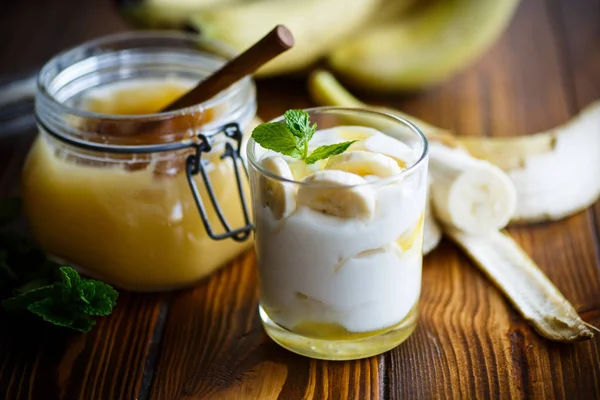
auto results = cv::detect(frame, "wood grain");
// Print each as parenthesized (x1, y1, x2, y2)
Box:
(148, 250, 380, 400)
(380, 0, 600, 398)
(0, 0, 599, 399)
(0, 293, 167, 400)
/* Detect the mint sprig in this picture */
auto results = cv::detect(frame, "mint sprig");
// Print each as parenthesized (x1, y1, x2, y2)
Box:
(252, 109, 356, 165)
(0, 197, 119, 333)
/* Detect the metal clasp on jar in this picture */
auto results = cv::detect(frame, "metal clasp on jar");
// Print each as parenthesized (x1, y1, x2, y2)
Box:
(37, 117, 253, 242)
(186, 123, 252, 242)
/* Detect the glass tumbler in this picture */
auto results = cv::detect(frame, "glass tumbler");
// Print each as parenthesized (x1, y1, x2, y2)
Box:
(247, 107, 429, 360)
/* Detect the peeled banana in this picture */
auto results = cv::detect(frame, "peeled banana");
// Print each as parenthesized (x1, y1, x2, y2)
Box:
(429, 143, 517, 234)
(447, 229, 594, 342)
(328, 0, 520, 91)
(297, 170, 376, 220)
(259, 156, 296, 220)
(308, 69, 597, 342)
(459, 103, 600, 223)
(308, 69, 600, 224)
(326, 150, 402, 178)
(187, 0, 382, 77)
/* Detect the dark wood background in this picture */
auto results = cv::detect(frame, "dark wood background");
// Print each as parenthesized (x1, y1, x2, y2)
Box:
(1, 0, 599, 399)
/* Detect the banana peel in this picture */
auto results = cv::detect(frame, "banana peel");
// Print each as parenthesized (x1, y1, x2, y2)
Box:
(328, 0, 520, 91)
(460, 106, 600, 223)
(186, 0, 383, 77)
(447, 229, 594, 342)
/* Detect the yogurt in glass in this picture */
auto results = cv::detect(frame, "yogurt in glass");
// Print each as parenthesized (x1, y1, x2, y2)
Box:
(247, 108, 429, 360)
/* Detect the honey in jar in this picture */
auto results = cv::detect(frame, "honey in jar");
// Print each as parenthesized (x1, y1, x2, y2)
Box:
(23, 32, 257, 291)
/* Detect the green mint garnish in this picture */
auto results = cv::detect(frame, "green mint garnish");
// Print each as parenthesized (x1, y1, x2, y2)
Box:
(2, 265, 119, 332)
(252, 109, 356, 165)
(0, 197, 119, 333)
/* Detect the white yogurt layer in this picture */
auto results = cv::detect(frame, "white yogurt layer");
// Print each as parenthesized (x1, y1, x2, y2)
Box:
(254, 126, 427, 333)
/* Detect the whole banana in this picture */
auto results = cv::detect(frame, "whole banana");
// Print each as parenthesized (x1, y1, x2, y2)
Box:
(116, 0, 239, 29)
(186, 0, 383, 77)
(327, 0, 520, 91)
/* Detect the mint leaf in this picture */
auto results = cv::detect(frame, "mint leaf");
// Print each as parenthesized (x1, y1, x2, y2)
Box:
(305, 141, 357, 164)
(27, 297, 76, 327)
(253, 109, 355, 165)
(2, 285, 57, 311)
(284, 109, 310, 138)
(76, 280, 119, 316)
(59, 266, 82, 291)
(251, 122, 302, 159)
(305, 121, 317, 144)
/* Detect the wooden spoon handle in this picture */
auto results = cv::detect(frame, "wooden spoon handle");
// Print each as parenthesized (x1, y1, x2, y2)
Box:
(161, 25, 294, 112)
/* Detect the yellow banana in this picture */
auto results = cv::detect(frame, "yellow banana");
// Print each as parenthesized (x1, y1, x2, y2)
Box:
(187, 0, 383, 77)
(328, 0, 520, 91)
(117, 0, 239, 29)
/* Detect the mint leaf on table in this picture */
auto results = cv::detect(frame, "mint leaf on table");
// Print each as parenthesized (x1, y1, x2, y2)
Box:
(75, 279, 119, 316)
(1, 266, 119, 332)
(2, 285, 57, 311)
(305, 141, 357, 164)
(0, 203, 119, 333)
(252, 109, 353, 165)
(59, 265, 82, 290)
(27, 297, 77, 327)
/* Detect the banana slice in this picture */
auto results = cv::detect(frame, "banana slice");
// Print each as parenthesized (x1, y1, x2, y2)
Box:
(429, 143, 517, 234)
(325, 150, 402, 178)
(297, 170, 375, 220)
(259, 156, 297, 220)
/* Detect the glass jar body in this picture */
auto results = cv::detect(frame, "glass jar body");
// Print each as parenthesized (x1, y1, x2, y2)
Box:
(23, 32, 256, 291)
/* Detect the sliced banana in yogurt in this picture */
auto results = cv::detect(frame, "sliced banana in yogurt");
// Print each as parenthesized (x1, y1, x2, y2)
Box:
(259, 155, 297, 220)
(297, 170, 375, 220)
(325, 150, 402, 178)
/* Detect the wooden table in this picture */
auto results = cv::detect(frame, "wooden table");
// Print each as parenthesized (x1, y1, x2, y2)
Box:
(1, 0, 599, 399)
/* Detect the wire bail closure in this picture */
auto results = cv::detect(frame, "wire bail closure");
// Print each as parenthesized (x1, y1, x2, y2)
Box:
(185, 123, 252, 242)
(37, 118, 254, 242)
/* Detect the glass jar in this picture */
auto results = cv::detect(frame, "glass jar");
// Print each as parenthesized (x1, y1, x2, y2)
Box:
(23, 32, 256, 292)
(247, 107, 429, 360)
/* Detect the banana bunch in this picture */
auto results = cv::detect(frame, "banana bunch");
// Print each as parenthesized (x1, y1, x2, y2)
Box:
(117, 0, 519, 88)
(308, 69, 599, 342)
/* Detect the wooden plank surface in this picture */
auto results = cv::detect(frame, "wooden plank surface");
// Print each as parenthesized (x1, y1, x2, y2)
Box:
(0, 0, 599, 399)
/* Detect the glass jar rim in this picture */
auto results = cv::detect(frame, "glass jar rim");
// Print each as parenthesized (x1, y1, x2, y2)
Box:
(246, 106, 429, 188)
(36, 30, 248, 124)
